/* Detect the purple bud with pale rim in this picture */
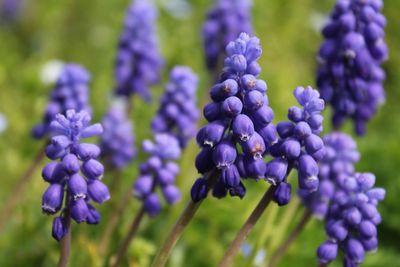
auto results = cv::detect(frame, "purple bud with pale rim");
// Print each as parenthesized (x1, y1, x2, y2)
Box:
(273, 182, 291, 206)
(317, 241, 338, 263)
(88, 180, 110, 204)
(42, 184, 64, 214)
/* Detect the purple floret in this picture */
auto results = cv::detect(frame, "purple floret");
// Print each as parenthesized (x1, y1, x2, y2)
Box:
(114, 0, 163, 100)
(41, 110, 109, 241)
(32, 64, 91, 139)
(203, 0, 253, 73)
(317, 0, 388, 135)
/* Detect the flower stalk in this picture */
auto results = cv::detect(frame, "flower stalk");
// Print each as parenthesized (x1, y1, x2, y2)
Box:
(150, 170, 219, 267)
(0, 145, 45, 232)
(267, 209, 312, 267)
(218, 185, 276, 267)
(111, 206, 145, 267)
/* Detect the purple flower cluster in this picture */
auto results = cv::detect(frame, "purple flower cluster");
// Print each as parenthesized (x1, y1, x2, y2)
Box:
(114, 0, 163, 100)
(268, 86, 325, 206)
(151, 66, 199, 148)
(317, 0, 388, 135)
(133, 66, 198, 216)
(317, 172, 385, 266)
(32, 64, 91, 139)
(191, 33, 276, 201)
(133, 134, 181, 217)
(0, 0, 24, 23)
(100, 101, 136, 170)
(203, 0, 253, 72)
(299, 132, 360, 218)
(41, 110, 109, 241)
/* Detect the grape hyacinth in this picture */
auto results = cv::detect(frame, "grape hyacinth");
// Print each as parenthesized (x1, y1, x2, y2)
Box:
(203, 0, 253, 73)
(100, 100, 136, 170)
(151, 66, 199, 148)
(317, 0, 388, 135)
(317, 172, 385, 266)
(267, 86, 326, 206)
(192, 33, 276, 202)
(32, 64, 91, 139)
(41, 110, 109, 241)
(114, 0, 163, 100)
(299, 132, 360, 218)
(133, 66, 199, 216)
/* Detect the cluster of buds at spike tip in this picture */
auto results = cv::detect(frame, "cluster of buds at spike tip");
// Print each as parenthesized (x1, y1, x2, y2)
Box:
(267, 86, 325, 206)
(299, 132, 360, 218)
(151, 66, 199, 148)
(191, 33, 277, 202)
(317, 0, 388, 135)
(99, 99, 136, 170)
(114, 0, 163, 101)
(203, 0, 253, 72)
(133, 66, 199, 216)
(316, 172, 385, 266)
(32, 64, 91, 139)
(41, 110, 109, 241)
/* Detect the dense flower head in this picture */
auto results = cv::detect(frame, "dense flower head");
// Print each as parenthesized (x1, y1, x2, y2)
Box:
(99, 99, 136, 169)
(191, 33, 276, 202)
(268, 86, 326, 206)
(151, 66, 199, 148)
(41, 110, 109, 241)
(299, 132, 360, 218)
(317, 172, 385, 266)
(32, 64, 91, 139)
(114, 0, 163, 100)
(203, 0, 253, 72)
(317, 0, 388, 135)
(133, 133, 182, 217)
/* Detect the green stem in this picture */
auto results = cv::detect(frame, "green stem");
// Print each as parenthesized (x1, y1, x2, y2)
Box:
(98, 189, 131, 256)
(150, 170, 219, 267)
(267, 209, 312, 267)
(0, 145, 45, 232)
(218, 185, 277, 267)
(58, 195, 72, 267)
(244, 203, 279, 267)
(111, 206, 145, 267)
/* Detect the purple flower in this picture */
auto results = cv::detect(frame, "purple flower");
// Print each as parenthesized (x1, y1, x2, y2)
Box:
(306, 134, 386, 267)
(300, 132, 360, 218)
(317, 0, 388, 135)
(203, 0, 253, 73)
(114, 0, 163, 100)
(41, 110, 109, 241)
(32, 64, 91, 139)
(268, 86, 325, 205)
(133, 66, 199, 216)
(191, 33, 276, 202)
(151, 66, 199, 148)
(100, 100, 136, 169)
(0, 0, 24, 23)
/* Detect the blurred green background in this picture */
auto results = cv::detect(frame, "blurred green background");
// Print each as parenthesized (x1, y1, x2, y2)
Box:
(0, 0, 399, 266)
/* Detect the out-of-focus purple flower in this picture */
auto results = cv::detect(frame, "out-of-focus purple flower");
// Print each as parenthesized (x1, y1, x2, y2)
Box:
(317, 0, 388, 135)
(114, 0, 163, 100)
(203, 0, 253, 73)
(267, 86, 325, 205)
(134, 133, 182, 217)
(316, 172, 385, 266)
(41, 110, 109, 241)
(300, 132, 360, 218)
(192, 33, 276, 202)
(133, 66, 199, 216)
(151, 66, 199, 148)
(100, 99, 136, 169)
(32, 64, 91, 139)
(0, 0, 24, 23)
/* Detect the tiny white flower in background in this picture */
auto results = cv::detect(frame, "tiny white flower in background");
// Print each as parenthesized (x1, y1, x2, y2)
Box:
(254, 249, 266, 266)
(39, 60, 64, 85)
(0, 112, 8, 133)
(159, 0, 192, 19)
(309, 11, 329, 33)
